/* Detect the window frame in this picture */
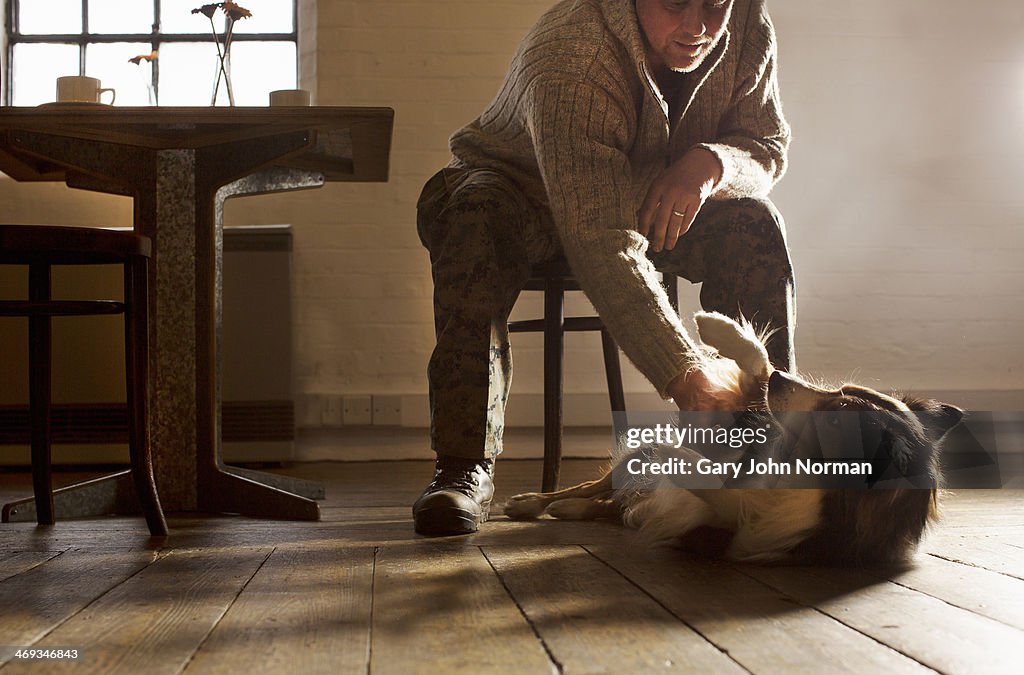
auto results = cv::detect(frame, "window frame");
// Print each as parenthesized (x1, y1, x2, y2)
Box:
(3, 0, 299, 106)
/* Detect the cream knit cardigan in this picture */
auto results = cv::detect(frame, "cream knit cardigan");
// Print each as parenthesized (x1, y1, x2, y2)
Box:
(449, 0, 790, 397)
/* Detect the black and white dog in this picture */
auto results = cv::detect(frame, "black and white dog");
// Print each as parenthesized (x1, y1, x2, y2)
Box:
(505, 313, 962, 565)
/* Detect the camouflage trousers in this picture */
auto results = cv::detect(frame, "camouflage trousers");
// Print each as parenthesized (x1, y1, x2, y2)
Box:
(417, 166, 796, 460)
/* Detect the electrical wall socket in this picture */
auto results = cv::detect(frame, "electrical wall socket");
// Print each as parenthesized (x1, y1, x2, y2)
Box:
(321, 395, 344, 427)
(342, 395, 373, 426)
(372, 395, 403, 426)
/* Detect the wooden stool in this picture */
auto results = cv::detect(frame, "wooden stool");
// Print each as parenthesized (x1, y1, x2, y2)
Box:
(509, 260, 681, 491)
(508, 259, 626, 491)
(0, 225, 167, 536)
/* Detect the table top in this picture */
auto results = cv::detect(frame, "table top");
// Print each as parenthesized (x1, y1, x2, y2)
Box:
(0, 106, 395, 183)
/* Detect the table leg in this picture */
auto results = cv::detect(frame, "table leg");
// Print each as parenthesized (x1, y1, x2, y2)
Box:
(190, 159, 326, 519)
(2, 131, 329, 522)
(201, 167, 328, 507)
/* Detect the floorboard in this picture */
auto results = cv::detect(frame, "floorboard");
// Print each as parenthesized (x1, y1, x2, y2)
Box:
(923, 530, 1024, 580)
(183, 546, 374, 675)
(484, 545, 745, 673)
(0, 549, 159, 668)
(885, 554, 1024, 630)
(0, 459, 1021, 674)
(3, 548, 271, 674)
(370, 543, 555, 674)
(586, 545, 935, 674)
(742, 565, 1024, 675)
(0, 550, 62, 583)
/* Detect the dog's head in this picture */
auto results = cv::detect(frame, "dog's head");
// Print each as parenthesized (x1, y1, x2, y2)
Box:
(764, 370, 963, 565)
(766, 370, 961, 484)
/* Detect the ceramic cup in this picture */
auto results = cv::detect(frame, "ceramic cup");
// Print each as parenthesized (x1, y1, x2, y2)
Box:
(269, 89, 312, 106)
(56, 76, 116, 104)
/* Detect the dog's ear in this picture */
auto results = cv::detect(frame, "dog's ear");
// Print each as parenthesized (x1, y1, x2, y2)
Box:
(901, 397, 964, 442)
(694, 311, 770, 378)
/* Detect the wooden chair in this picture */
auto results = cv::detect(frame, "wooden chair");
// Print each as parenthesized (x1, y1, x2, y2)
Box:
(509, 259, 681, 491)
(0, 225, 167, 536)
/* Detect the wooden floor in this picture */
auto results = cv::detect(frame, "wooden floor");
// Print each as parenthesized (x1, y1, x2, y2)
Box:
(1, 459, 1022, 674)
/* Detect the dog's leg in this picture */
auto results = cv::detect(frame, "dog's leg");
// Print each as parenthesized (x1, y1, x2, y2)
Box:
(504, 471, 615, 520)
(546, 498, 622, 521)
(695, 311, 771, 378)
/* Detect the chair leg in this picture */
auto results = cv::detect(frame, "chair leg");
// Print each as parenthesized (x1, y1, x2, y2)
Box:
(600, 329, 625, 412)
(28, 264, 55, 525)
(124, 258, 167, 536)
(542, 277, 564, 492)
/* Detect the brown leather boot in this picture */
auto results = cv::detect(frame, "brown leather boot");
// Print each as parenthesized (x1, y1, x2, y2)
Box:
(413, 456, 495, 535)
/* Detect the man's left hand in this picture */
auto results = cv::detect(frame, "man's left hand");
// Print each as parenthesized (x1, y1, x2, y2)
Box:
(637, 147, 723, 252)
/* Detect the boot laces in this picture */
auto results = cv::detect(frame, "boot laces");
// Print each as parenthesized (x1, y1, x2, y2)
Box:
(431, 459, 491, 494)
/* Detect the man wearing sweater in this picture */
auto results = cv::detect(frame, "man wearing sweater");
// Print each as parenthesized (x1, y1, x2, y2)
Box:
(415, 0, 794, 534)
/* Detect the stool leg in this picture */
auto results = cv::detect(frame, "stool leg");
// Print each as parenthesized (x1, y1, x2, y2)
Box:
(542, 277, 564, 492)
(125, 258, 167, 536)
(28, 264, 55, 525)
(600, 330, 625, 412)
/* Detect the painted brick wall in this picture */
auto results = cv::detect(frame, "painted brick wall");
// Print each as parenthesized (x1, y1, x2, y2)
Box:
(223, 0, 577, 415)
(228, 0, 1019, 410)
(2, 1, 1022, 426)
(767, 1, 1024, 394)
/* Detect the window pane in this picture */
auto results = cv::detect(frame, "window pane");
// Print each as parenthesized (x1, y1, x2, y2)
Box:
(10, 1, 297, 108)
(157, 42, 224, 105)
(231, 0, 294, 34)
(18, 0, 82, 35)
(88, 0, 155, 34)
(12, 44, 81, 106)
(161, 0, 227, 34)
(229, 42, 296, 106)
(86, 43, 155, 106)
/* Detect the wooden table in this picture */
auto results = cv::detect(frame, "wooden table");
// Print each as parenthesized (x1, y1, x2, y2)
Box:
(0, 106, 394, 523)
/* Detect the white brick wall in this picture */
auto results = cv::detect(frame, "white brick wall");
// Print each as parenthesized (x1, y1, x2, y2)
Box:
(2, 0, 1022, 428)
(768, 0, 1024, 394)
(226, 0, 564, 412)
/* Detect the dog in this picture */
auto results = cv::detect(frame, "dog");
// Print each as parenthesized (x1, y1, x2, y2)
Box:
(504, 312, 963, 565)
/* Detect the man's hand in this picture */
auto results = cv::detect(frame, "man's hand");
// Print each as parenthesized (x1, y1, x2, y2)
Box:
(637, 147, 723, 252)
(666, 366, 742, 411)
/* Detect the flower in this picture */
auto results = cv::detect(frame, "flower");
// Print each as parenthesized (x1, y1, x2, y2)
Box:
(191, 4, 219, 19)
(221, 2, 252, 20)
(191, 2, 252, 21)
(191, 2, 253, 105)
(128, 50, 159, 65)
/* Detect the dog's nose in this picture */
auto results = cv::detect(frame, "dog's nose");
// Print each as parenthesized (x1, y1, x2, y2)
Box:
(769, 370, 799, 394)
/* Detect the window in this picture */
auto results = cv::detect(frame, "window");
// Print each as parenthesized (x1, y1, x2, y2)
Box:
(3, 0, 297, 106)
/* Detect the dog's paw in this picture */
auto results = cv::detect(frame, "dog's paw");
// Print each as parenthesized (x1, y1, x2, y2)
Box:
(694, 311, 771, 378)
(503, 493, 548, 520)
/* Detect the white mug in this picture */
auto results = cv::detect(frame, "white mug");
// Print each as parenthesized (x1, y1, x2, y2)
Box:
(269, 89, 311, 107)
(56, 76, 116, 104)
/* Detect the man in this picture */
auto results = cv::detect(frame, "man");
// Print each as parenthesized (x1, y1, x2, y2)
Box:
(415, 0, 794, 535)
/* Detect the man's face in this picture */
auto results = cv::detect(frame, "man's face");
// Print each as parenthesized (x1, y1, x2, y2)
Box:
(635, 0, 733, 75)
